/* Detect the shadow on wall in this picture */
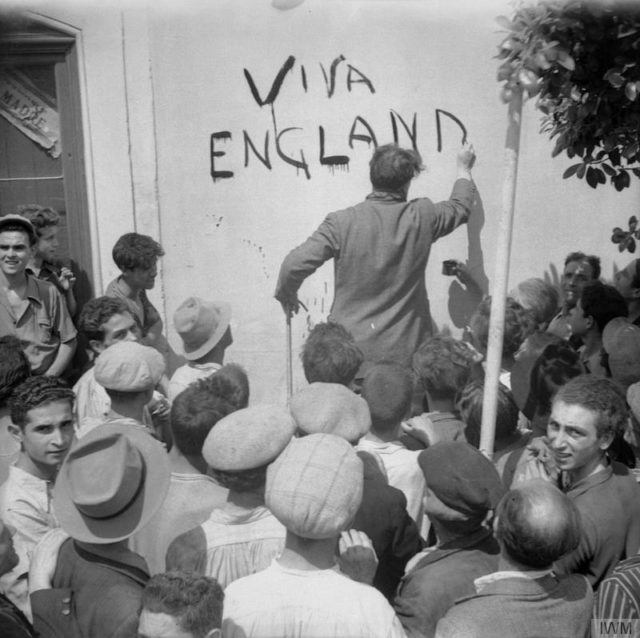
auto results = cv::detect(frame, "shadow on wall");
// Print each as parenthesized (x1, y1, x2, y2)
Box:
(447, 190, 488, 329)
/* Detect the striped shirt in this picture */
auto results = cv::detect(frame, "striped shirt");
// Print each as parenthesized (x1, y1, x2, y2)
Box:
(596, 555, 640, 620)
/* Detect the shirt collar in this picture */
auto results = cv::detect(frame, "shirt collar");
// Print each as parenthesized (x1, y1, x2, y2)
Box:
(474, 568, 553, 593)
(365, 190, 407, 203)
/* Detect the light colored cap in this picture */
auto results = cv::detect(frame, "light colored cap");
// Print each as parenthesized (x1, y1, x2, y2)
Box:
(290, 382, 371, 443)
(603, 317, 640, 388)
(94, 341, 166, 391)
(174, 297, 231, 361)
(202, 404, 296, 471)
(266, 433, 363, 539)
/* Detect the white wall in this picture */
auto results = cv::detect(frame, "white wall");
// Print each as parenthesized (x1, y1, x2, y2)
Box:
(29, 0, 640, 402)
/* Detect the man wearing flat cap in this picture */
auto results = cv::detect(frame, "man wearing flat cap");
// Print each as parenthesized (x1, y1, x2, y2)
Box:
(36, 422, 170, 637)
(76, 340, 166, 440)
(166, 405, 295, 588)
(291, 382, 423, 600)
(394, 441, 504, 638)
(223, 433, 406, 637)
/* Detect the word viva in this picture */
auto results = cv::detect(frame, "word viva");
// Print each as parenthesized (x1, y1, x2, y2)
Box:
(210, 55, 467, 181)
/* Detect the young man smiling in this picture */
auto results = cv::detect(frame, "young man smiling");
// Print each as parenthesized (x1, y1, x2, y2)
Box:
(0, 215, 76, 377)
(0, 376, 75, 618)
(548, 375, 640, 589)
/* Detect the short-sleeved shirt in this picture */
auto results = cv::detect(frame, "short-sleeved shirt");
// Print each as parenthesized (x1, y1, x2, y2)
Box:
(0, 274, 76, 375)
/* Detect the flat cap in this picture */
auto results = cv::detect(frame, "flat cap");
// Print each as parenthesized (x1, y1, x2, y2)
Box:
(290, 382, 371, 443)
(94, 341, 166, 391)
(418, 441, 504, 517)
(202, 404, 296, 471)
(266, 433, 363, 539)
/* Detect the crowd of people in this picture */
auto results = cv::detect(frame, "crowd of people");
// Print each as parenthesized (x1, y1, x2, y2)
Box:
(1, 145, 640, 637)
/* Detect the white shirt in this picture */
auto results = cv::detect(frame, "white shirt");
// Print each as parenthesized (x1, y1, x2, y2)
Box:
(223, 560, 407, 638)
(168, 362, 222, 402)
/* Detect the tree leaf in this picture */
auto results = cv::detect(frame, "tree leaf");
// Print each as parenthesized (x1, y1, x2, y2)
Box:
(496, 15, 515, 30)
(586, 166, 599, 188)
(625, 82, 639, 101)
(603, 163, 617, 176)
(629, 237, 637, 253)
(577, 163, 586, 179)
(563, 163, 582, 178)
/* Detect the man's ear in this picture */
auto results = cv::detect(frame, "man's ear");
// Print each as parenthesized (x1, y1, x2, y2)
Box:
(8, 423, 23, 444)
(599, 430, 615, 451)
(585, 314, 595, 330)
(632, 287, 640, 300)
(204, 629, 221, 638)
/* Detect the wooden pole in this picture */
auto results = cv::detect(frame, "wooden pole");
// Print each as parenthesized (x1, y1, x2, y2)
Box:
(286, 313, 293, 404)
(479, 88, 524, 459)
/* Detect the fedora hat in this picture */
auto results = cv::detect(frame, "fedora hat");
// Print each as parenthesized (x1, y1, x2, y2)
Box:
(53, 422, 170, 543)
(174, 297, 232, 361)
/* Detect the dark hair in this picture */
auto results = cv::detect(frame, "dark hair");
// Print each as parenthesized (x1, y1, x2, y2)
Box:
(456, 381, 518, 448)
(579, 281, 627, 333)
(530, 342, 583, 414)
(77, 296, 132, 341)
(302, 322, 363, 386)
(564, 251, 601, 281)
(142, 571, 223, 638)
(112, 232, 164, 271)
(10, 376, 75, 428)
(170, 373, 246, 456)
(17, 205, 59, 235)
(212, 363, 249, 408)
(469, 296, 534, 358)
(495, 481, 581, 568)
(553, 375, 628, 440)
(369, 144, 424, 192)
(361, 362, 413, 432)
(0, 336, 31, 406)
(209, 464, 268, 493)
(413, 335, 474, 400)
(0, 222, 37, 246)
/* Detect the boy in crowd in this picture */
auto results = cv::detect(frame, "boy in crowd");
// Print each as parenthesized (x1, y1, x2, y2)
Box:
(48, 422, 170, 636)
(77, 341, 166, 440)
(19, 205, 77, 316)
(73, 296, 141, 421)
(0, 376, 75, 617)
(106, 232, 168, 359)
(169, 297, 232, 402)
(403, 335, 472, 449)
(223, 433, 406, 638)
(357, 362, 426, 531)
(290, 382, 423, 600)
(394, 442, 504, 638)
(0, 215, 76, 377)
(301, 321, 363, 387)
(549, 375, 640, 588)
(139, 572, 224, 638)
(166, 405, 295, 587)
(131, 369, 247, 573)
(568, 280, 627, 376)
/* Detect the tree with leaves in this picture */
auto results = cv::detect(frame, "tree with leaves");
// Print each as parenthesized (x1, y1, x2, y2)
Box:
(497, 0, 640, 191)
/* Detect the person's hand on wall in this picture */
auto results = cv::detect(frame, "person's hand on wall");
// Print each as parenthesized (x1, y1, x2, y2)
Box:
(457, 142, 476, 173)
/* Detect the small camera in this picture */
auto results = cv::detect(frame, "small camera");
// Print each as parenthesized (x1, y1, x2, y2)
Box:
(442, 260, 457, 276)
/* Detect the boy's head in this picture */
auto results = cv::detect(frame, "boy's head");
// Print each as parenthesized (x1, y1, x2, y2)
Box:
(413, 335, 474, 401)
(469, 296, 532, 358)
(78, 296, 141, 355)
(510, 277, 559, 331)
(9, 376, 75, 479)
(301, 322, 363, 386)
(18, 205, 60, 263)
(170, 371, 247, 458)
(0, 335, 31, 408)
(112, 232, 164, 290)
(456, 381, 519, 448)
(361, 362, 413, 433)
(569, 280, 627, 338)
(140, 572, 223, 638)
